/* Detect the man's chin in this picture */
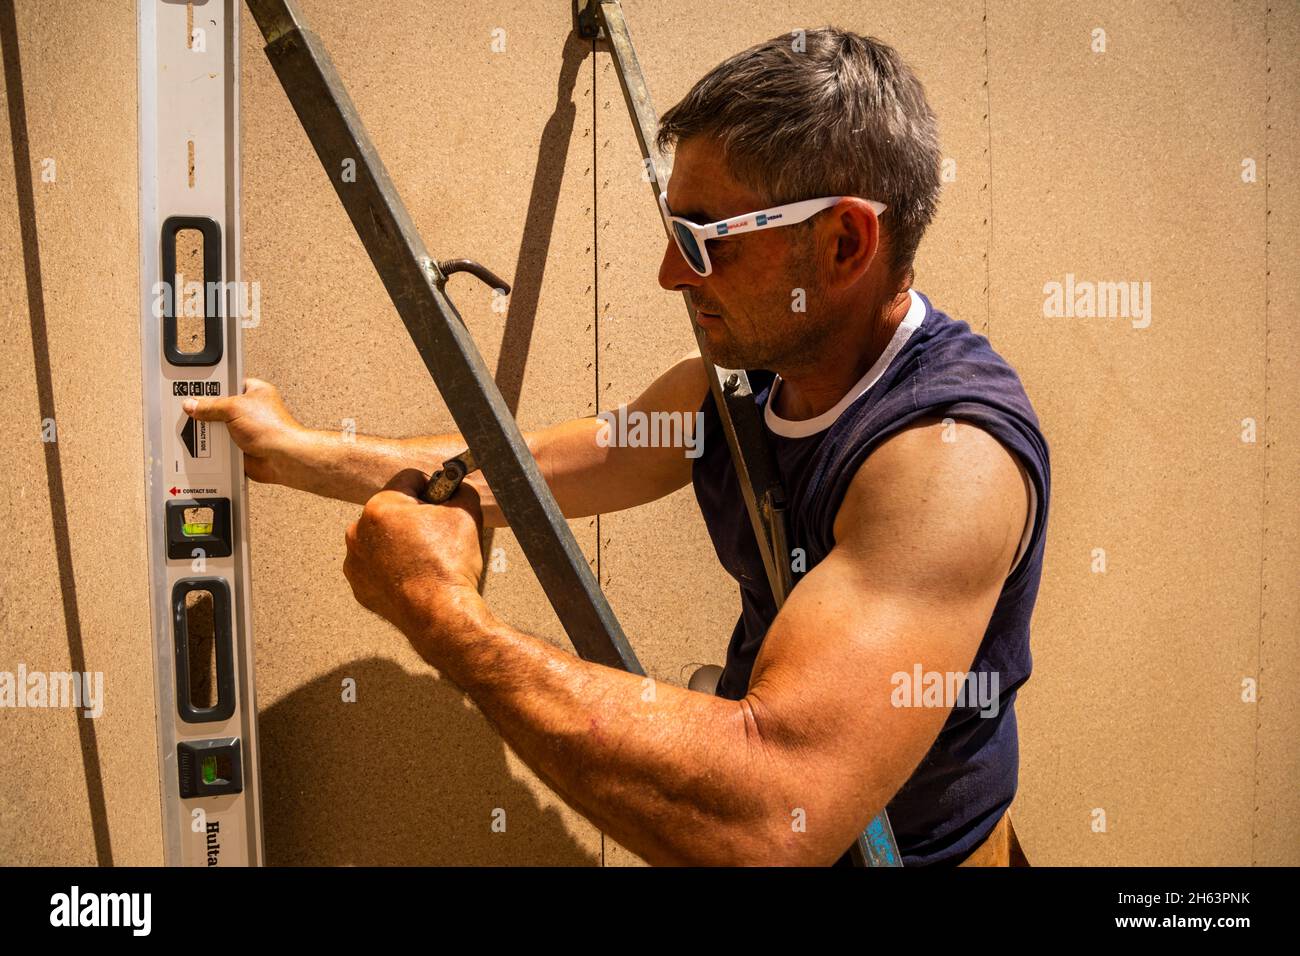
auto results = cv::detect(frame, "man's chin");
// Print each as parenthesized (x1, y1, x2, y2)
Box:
(696, 332, 754, 369)
(692, 316, 767, 367)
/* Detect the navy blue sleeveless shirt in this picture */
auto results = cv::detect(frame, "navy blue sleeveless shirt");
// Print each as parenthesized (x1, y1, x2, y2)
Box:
(692, 289, 1050, 866)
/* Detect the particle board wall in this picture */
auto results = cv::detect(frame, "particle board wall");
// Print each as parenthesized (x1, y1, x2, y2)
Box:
(237, 0, 607, 864)
(1, 0, 160, 865)
(1, 0, 1296, 867)
(985, 0, 1275, 865)
(597, 0, 1300, 867)
(1255, 5, 1300, 866)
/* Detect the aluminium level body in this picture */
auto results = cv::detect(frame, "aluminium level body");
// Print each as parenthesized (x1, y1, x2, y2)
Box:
(138, 0, 265, 866)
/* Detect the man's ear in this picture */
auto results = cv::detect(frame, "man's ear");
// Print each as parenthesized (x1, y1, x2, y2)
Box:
(827, 199, 880, 286)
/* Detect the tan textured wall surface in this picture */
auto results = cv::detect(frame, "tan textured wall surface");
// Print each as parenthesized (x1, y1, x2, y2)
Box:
(1, 0, 160, 866)
(1, 0, 1296, 865)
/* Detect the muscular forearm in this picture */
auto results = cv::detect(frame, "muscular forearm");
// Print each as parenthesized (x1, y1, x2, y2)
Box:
(279, 429, 516, 525)
(405, 588, 793, 865)
(277, 416, 628, 526)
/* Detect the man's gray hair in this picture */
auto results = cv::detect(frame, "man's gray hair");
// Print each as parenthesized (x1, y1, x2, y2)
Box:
(656, 27, 942, 291)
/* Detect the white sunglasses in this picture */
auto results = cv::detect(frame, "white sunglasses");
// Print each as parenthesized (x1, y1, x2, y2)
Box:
(658, 192, 887, 277)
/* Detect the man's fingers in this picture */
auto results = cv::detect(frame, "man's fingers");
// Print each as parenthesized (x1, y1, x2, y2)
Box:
(372, 467, 483, 531)
(381, 467, 433, 499)
(342, 522, 359, 590)
(446, 481, 484, 531)
(182, 378, 274, 420)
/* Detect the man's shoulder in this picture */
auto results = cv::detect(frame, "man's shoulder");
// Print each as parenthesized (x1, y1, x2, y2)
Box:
(906, 295, 1033, 397)
(831, 415, 1031, 587)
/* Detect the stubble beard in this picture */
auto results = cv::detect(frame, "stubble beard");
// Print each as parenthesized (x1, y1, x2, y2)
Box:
(701, 264, 830, 372)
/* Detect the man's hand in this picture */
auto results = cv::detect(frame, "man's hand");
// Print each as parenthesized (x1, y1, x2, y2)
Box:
(342, 468, 487, 660)
(182, 378, 307, 485)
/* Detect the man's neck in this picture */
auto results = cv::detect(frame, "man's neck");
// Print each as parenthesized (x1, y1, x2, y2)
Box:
(772, 290, 912, 421)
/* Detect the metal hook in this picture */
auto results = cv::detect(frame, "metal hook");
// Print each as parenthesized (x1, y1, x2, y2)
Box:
(436, 258, 512, 295)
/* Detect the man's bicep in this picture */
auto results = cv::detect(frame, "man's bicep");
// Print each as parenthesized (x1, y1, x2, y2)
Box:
(611, 349, 709, 498)
(626, 348, 707, 422)
(741, 420, 1028, 862)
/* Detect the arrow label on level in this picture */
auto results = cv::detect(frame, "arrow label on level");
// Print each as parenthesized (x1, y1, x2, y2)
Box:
(181, 416, 212, 459)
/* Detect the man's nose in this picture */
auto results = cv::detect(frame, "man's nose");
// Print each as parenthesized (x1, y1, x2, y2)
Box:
(658, 237, 703, 292)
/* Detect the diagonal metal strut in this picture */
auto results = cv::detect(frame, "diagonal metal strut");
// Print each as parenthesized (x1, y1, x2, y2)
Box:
(246, 0, 642, 676)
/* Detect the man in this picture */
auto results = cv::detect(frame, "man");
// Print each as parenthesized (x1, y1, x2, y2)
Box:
(184, 28, 1048, 866)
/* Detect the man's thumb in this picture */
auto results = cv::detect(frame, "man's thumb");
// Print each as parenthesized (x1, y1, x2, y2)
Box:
(182, 395, 234, 422)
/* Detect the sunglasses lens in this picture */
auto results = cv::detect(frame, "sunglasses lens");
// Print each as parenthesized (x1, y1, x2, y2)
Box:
(672, 221, 707, 274)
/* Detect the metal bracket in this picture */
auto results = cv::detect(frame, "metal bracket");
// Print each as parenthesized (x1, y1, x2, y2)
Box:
(422, 448, 478, 505)
(573, 0, 604, 40)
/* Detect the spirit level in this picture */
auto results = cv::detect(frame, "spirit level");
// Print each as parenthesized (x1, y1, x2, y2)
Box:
(137, 0, 264, 866)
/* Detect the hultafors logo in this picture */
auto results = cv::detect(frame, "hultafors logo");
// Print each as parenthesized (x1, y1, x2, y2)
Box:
(49, 886, 151, 936)
(206, 820, 221, 866)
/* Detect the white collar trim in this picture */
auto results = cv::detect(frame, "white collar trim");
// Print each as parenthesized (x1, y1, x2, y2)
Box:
(764, 288, 926, 439)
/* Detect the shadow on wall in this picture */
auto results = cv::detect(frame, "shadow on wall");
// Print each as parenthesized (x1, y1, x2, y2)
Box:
(258, 658, 597, 865)
(492, 31, 588, 412)
(253, 33, 603, 865)
(476, 31, 588, 579)
(1, 0, 113, 865)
